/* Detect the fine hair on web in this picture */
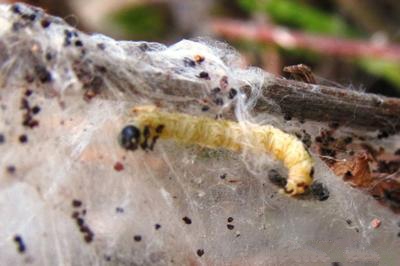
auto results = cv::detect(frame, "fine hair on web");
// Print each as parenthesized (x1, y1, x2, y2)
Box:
(1, 3, 399, 265)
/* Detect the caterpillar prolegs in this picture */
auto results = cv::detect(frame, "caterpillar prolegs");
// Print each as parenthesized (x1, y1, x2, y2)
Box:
(119, 106, 314, 196)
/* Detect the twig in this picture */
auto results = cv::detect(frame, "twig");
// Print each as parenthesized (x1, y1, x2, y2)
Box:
(211, 19, 400, 61)
(257, 77, 400, 133)
(141, 68, 400, 133)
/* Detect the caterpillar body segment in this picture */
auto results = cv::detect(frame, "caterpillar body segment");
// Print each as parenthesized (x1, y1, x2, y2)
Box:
(119, 106, 314, 196)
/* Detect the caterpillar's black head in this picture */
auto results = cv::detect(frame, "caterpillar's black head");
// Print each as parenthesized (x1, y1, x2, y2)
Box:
(119, 125, 141, 151)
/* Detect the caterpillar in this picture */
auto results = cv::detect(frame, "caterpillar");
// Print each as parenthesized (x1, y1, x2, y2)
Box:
(119, 106, 314, 196)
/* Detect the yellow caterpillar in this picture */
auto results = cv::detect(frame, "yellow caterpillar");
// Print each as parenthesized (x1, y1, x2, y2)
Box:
(119, 106, 314, 196)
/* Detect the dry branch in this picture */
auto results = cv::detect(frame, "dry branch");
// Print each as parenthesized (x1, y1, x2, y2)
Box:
(258, 77, 400, 133)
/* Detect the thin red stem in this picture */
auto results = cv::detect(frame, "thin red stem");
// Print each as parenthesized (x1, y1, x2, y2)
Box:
(211, 19, 400, 61)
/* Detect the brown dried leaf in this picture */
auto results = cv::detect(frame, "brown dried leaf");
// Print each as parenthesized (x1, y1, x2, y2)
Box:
(332, 151, 374, 188)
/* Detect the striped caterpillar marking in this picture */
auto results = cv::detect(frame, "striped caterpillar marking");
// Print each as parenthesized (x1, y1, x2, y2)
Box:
(119, 106, 314, 196)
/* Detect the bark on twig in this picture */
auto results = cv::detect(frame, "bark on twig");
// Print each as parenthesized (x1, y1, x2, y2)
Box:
(116, 67, 400, 133)
(258, 77, 400, 133)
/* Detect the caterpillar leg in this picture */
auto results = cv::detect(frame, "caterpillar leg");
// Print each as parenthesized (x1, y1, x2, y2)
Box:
(119, 124, 164, 151)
